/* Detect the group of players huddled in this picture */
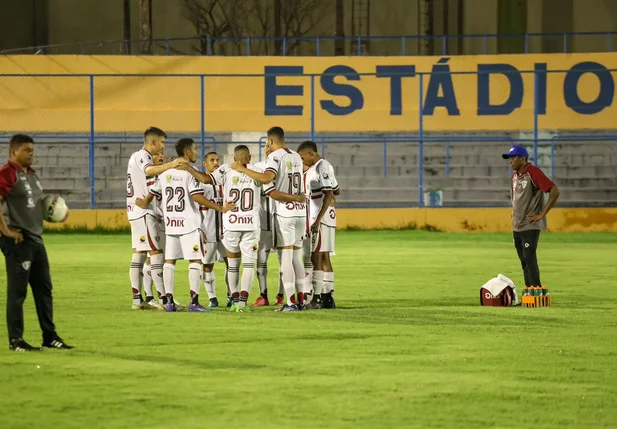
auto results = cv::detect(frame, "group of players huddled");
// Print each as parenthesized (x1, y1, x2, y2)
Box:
(126, 126, 339, 312)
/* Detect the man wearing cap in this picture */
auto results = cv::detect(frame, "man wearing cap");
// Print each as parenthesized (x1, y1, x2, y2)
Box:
(502, 145, 560, 290)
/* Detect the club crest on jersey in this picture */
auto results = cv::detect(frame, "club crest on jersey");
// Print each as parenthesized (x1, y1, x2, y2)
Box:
(166, 175, 172, 184)
(22, 261, 31, 270)
(139, 236, 146, 243)
(193, 244, 199, 251)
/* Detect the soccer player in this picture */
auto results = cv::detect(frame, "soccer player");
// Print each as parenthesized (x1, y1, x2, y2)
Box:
(137, 138, 233, 312)
(0, 134, 73, 351)
(298, 141, 340, 309)
(209, 145, 263, 311)
(141, 153, 167, 310)
(502, 145, 560, 290)
(200, 151, 230, 308)
(230, 127, 307, 312)
(127, 127, 188, 310)
(253, 144, 285, 307)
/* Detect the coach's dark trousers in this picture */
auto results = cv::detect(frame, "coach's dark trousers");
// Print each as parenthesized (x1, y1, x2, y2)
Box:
(1, 235, 56, 344)
(513, 230, 541, 287)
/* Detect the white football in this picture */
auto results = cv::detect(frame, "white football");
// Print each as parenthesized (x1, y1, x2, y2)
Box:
(43, 195, 69, 223)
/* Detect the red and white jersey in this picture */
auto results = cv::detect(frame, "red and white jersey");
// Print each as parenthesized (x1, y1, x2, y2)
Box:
(127, 149, 156, 221)
(200, 182, 224, 242)
(210, 163, 262, 232)
(307, 158, 339, 228)
(254, 160, 274, 232)
(263, 148, 306, 218)
(150, 168, 203, 235)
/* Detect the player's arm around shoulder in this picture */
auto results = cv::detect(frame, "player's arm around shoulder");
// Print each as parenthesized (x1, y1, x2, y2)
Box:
(231, 161, 274, 184)
(144, 157, 188, 178)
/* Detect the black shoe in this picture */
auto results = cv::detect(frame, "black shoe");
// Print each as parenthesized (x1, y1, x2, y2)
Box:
(42, 336, 74, 350)
(297, 302, 308, 311)
(9, 338, 42, 352)
(209, 297, 219, 308)
(321, 292, 336, 309)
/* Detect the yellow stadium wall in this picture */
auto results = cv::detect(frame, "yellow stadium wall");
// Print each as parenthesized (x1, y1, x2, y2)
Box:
(45, 208, 617, 233)
(2, 53, 617, 133)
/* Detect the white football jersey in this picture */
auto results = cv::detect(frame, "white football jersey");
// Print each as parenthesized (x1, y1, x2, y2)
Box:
(210, 163, 262, 232)
(127, 149, 156, 221)
(263, 148, 306, 218)
(200, 182, 224, 242)
(308, 158, 339, 228)
(150, 168, 203, 236)
(254, 161, 274, 231)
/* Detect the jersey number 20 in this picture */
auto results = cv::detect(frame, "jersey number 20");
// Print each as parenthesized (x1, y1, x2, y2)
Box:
(230, 188, 254, 212)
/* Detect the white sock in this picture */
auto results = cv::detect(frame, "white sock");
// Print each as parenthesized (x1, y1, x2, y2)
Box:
(240, 259, 256, 308)
(163, 263, 176, 300)
(143, 262, 153, 297)
(241, 260, 256, 295)
(313, 270, 324, 296)
(304, 260, 313, 297)
(130, 253, 147, 304)
(323, 271, 334, 294)
(280, 249, 296, 306)
(203, 271, 216, 299)
(293, 249, 305, 301)
(189, 262, 202, 301)
(278, 270, 285, 295)
(257, 247, 269, 295)
(227, 258, 240, 297)
(150, 253, 166, 299)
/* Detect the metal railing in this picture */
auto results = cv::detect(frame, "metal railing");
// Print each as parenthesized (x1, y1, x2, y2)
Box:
(3, 31, 617, 56)
(0, 69, 615, 209)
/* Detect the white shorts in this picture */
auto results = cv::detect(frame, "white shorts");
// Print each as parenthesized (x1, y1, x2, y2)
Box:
(311, 225, 335, 253)
(165, 229, 204, 261)
(130, 215, 164, 252)
(259, 229, 274, 252)
(202, 241, 227, 265)
(223, 230, 260, 260)
(273, 215, 305, 248)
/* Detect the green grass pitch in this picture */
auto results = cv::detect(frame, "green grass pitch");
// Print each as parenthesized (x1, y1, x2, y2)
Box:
(0, 231, 616, 429)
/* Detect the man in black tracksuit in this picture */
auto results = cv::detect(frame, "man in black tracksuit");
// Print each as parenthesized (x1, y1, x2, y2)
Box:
(0, 134, 73, 352)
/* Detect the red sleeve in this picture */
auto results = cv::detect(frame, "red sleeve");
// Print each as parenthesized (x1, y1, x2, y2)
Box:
(528, 166, 554, 193)
(0, 165, 17, 198)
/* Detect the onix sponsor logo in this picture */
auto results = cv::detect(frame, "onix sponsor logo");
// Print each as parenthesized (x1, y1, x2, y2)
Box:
(228, 214, 254, 224)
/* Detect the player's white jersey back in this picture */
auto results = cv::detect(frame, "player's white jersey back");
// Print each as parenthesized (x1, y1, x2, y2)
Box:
(254, 160, 274, 231)
(263, 148, 306, 218)
(308, 158, 339, 227)
(127, 149, 156, 220)
(210, 163, 262, 232)
(150, 168, 203, 235)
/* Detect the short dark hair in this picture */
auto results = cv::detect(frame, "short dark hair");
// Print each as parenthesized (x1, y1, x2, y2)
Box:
(267, 126, 284, 141)
(175, 138, 195, 157)
(204, 151, 218, 160)
(297, 140, 317, 152)
(10, 134, 34, 153)
(234, 145, 250, 155)
(144, 126, 167, 139)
